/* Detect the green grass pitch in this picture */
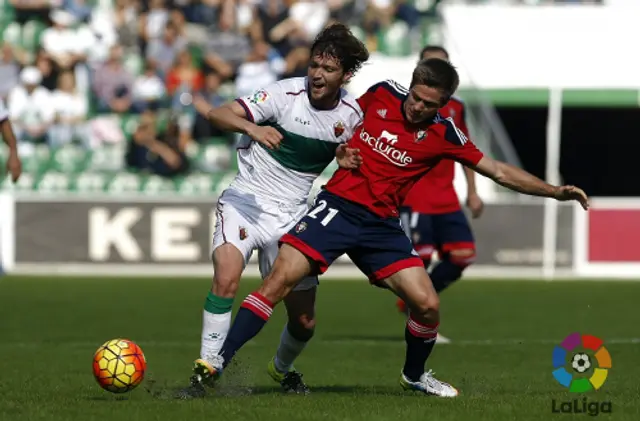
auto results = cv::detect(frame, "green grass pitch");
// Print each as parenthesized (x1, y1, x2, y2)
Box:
(1, 276, 639, 420)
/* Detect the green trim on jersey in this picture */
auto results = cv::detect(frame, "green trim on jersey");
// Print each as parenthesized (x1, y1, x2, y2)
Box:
(259, 122, 339, 174)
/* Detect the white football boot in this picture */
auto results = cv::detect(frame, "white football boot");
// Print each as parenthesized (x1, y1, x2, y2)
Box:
(400, 370, 459, 397)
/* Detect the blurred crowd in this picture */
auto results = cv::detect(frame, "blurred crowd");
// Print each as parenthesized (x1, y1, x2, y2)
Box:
(1, 0, 433, 176)
(0, 0, 601, 179)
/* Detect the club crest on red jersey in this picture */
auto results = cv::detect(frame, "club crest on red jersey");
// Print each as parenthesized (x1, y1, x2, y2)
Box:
(415, 130, 427, 143)
(295, 222, 307, 233)
(333, 121, 345, 138)
(239, 226, 248, 240)
(448, 107, 456, 118)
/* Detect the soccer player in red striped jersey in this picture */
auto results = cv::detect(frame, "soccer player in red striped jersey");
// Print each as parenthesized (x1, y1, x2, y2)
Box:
(396, 47, 483, 344)
(191, 58, 589, 398)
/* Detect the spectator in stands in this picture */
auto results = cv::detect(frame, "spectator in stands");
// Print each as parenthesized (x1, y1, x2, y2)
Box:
(132, 60, 166, 112)
(169, 9, 189, 43)
(139, 0, 170, 51)
(49, 70, 90, 147)
(254, 0, 309, 78)
(328, 0, 359, 25)
(84, 13, 119, 68)
(203, 0, 252, 81)
(126, 110, 189, 177)
(0, 43, 23, 101)
(93, 44, 135, 114)
(362, 0, 420, 48)
(192, 72, 226, 141)
(41, 9, 88, 72)
(363, 0, 396, 40)
(34, 49, 59, 91)
(235, 40, 285, 98)
(8, 67, 54, 145)
(63, 0, 92, 23)
(94, 0, 138, 54)
(9, 0, 54, 25)
(166, 49, 204, 111)
(146, 22, 188, 76)
(394, 0, 420, 28)
(287, 0, 330, 43)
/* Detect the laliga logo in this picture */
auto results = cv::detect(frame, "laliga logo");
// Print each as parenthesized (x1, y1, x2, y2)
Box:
(359, 129, 412, 167)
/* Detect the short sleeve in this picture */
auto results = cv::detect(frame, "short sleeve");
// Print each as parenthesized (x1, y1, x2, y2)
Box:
(356, 84, 380, 113)
(0, 98, 8, 121)
(440, 116, 483, 166)
(235, 81, 285, 124)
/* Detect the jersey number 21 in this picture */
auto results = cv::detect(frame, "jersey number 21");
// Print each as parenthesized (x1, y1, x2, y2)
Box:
(308, 200, 339, 226)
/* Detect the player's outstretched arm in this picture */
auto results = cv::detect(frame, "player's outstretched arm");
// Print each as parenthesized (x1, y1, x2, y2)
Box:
(463, 166, 483, 218)
(193, 96, 282, 149)
(471, 156, 589, 210)
(1, 118, 21, 182)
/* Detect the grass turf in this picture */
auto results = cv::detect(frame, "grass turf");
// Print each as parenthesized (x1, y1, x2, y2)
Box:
(0, 276, 639, 420)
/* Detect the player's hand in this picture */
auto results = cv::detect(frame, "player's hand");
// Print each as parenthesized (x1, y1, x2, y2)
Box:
(5, 151, 21, 182)
(466, 192, 484, 219)
(247, 125, 283, 150)
(336, 144, 362, 169)
(554, 185, 589, 210)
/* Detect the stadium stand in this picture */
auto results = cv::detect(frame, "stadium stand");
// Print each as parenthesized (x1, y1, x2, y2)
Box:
(0, 0, 596, 194)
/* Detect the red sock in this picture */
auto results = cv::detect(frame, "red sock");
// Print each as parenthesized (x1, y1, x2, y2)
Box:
(240, 292, 274, 321)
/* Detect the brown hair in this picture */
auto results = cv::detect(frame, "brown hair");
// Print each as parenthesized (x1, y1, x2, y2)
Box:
(411, 58, 459, 103)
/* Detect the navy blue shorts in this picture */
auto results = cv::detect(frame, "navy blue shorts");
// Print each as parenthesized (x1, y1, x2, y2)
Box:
(399, 208, 475, 259)
(281, 191, 423, 283)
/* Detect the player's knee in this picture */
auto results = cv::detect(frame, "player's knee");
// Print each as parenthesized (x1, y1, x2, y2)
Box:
(212, 273, 240, 298)
(447, 247, 476, 270)
(212, 245, 244, 297)
(409, 293, 440, 320)
(288, 314, 316, 341)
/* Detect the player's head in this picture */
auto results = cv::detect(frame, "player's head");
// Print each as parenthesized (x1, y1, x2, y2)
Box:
(419, 45, 449, 62)
(308, 23, 369, 107)
(404, 59, 459, 124)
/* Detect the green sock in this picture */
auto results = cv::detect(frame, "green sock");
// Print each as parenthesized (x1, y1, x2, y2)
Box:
(204, 291, 234, 314)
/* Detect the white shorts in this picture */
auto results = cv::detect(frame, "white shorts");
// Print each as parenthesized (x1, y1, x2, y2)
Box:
(212, 188, 318, 291)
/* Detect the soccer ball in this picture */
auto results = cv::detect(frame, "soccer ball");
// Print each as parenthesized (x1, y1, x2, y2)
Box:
(571, 353, 591, 373)
(92, 339, 147, 393)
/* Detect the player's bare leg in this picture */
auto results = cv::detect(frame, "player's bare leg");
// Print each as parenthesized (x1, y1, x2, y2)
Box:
(267, 287, 316, 394)
(200, 244, 244, 360)
(398, 247, 474, 344)
(396, 252, 432, 316)
(189, 244, 244, 394)
(382, 267, 459, 397)
(205, 245, 314, 379)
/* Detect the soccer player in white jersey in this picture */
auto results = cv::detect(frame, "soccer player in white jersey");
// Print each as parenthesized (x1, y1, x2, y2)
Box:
(1, 98, 21, 182)
(181, 24, 369, 398)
